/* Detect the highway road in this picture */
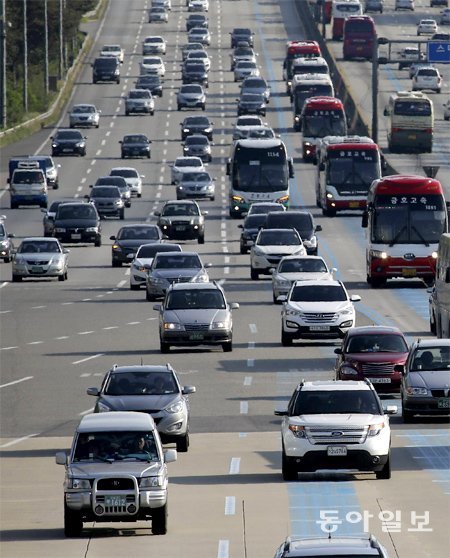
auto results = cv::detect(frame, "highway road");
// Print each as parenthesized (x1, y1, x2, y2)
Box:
(0, 0, 449, 557)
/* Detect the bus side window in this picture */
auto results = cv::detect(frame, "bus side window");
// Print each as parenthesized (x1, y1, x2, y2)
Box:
(383, 106, 390, 117)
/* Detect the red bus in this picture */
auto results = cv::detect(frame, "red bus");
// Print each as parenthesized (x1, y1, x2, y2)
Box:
(282, 40, 321, 85)
(362, 175, 448, 288)
(298, 97, 347, 161)
(343, 15, 376, 60)
(332, 0, 362, 40)
(315, 135, 383, 216)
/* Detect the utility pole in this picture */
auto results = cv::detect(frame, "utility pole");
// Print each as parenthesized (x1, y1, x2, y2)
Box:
(371, 37, 379, 144)
(0, 0, 6, 128)
(59, 0, 63, 79)
(44, 0, 48, 95)
(23, 0, 28, 113)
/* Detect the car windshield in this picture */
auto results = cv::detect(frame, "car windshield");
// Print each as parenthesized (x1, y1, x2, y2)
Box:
(118, 227, 159, 240)
(243, 214, 266, 228)
(175, 158, 202, 167)
(185, 117, 208, 125)
(124, 135, 148, 143)
(234, 47, 253, 56)
(279, 259, 327, 273)
(13, 171, 44, 183)
(19, 240, 61, 253)
(129, 90, 150, 98)
(181, 85, 202, 93)
(57, 205, 97, 219)
(162, 203, 200, 216)
(241, 93, 263, 102)
(257, 231, 300, 246)
(56, 131, 82, 140)
(293, 390, 380, 415)
(346, 335, 408, 353)
(236, 117, 261, 126)
(237, 62, 256, 68)
(73, 431, 158, 462)
(72, 105, 95, 113)
(154, 254, 202, 269)
(104, 371, 177, 395)
(410, 347, 450, 371)
(143, 58, 161, 65)
(146, 37, 163, 44)
(186, 136, 208, 145)
(92, 187, 120, 197)
(96, 177, 125, 187)
(111, 169, 139, 178)
(166, 289, 226, 309)
(290, 285, 347, 302)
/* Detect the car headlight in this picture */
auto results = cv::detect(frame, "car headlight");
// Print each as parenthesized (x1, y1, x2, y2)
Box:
(288, 424, 306, 438)
(341, 365, 358, 376)
(252, 247, 265, 256)
(54, 227, 66, 233)
(275, 278, 291, 288)
(52, 143, 58, 148)
(370, 249, 388, 259)
(0, 241, 8, 248)
(406, 387, 428, 396)
(152, 277, 167, 285)
(68, 478, 91, 489)
(164, 400, 184, 414)
(140, 476, 163, 488)
(97, 401, 112, 412)
(339, 306, 354, 316)
(211, 320, 229, 329)
(191, 271, 209, 283)
(86, 227, 98, 233)
(14, 255, 25, 264)
(75, 142, 85, 148)
(285, 308, 301, 317)
(163, 322, 184, 331)
(367, 422, 385, 437)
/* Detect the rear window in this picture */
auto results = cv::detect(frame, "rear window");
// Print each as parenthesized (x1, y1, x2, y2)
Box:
(345, 20, 375, 33)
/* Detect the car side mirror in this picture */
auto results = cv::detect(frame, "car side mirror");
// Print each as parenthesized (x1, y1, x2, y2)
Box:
(350, 295, 361, 302)
(383, 107, 390, 116)
(334, 347, 342, 354)
(55, 451, 67, 465)
(230, 302, 240, 309)
(164, 449, 177, 463)
(86, 387, 99, 396)
(109, 235, 116, 240)
(274, 408, 288, 416)
(315, 224, 322, 232)
(384, 405, 398, 415)
(153, 303, 162, 311)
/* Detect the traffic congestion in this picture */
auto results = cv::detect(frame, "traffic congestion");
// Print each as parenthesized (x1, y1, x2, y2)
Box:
(0, 0, 449, 557)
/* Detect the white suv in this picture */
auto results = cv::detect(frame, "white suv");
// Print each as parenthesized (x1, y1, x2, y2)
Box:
(280, 279, 360, 344)
(274, 380, 397, 481)
(273, 535, 390, 557)
(412, 66, 443, 93)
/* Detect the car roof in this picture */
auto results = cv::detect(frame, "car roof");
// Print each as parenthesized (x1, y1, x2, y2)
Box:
(414, 338, 450, 348)
(109, 365, 172, 375)
(77, 412, 156, 433)
(156, 250, 199, 256)
(163, 199, 199, 205)
(281, 534, 382, 555)
(292, 279, 342, 288)
(346, 325, 404, 336)
(280, 255, 326, 262)
(22, 236, 59, 242)
(300, 380, 372, 391)
(170, 281, 220, 292)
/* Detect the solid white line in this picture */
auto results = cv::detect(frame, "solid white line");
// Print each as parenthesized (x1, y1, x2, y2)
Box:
(0, 376, 33, 389)
(72, 353, 104, 365)
(224, 496, 236, 515)
(229, 457, 240, 474)
(79, 407, 94, 416)
(0, 433, 40, 448)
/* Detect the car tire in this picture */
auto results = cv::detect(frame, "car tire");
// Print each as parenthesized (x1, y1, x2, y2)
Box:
(125, 110, 129, 116)
(152, 503, 168, 535)
(222, 341, 232, 352)
(176, 432, 189, 452)
(130, 283, 140, 290)
(240, 245, 247, 255)
(160, 341, 170, 353)
(370, 276, 386, 288)
(12, 274, 22, 282)
(177, 105, 182, 111)
(198, 234, 205, 244)
(112, 260, 121, 268)
(58, 273, 65, 282)
(273, 293, 280, 304)
(250, 268, 259, 280)
(282, 448, 298, 481)
(64, 502, 83, 537)
(146, 290, 156, 301)
(3, 256, 11, 263)
(375, 455, 391, 480)
(94, 237, 102, 248)
(281, 330, 293, 346)
(402, 402, 415, 423)
(201, 104, 206, 111)
(119, 209, 125, 220)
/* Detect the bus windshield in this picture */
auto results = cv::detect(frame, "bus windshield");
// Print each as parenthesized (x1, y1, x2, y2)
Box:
(302, 111, 346, 137)
(371, 194, 446, 245)
(232, 144, 288, 193)
(326, 150, 379, 193)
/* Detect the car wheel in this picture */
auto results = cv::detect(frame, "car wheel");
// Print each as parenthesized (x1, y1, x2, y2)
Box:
(375, 455, 391, 480)
(130, 283, 140, 291)
(273, 293, 280, 304)
(160, 341, 170, 353)
(151, 111, 154, 116)
(3, 256, 11, 263)
(94, 237, 102, 248)
(58, 273, 65, 282)
(240, 245, 247, 255)
(64, 502, 83, 537)
(137, 193, 142, 198)
(250, 268, 259, 280)
(177, 105, 182, 111)
(112, 260, 121, 268)
(12, 274, 22, 282)
(282, 448, 297, 481)
(176, 432, 189, 452)
(198, 234, 205, 244)
(281, 330, 293, 346)
(222, 341, 232, 352)
(152, 502, 168, 535)
(201, 104, 206, 111)
(371, 276, 386, 288)
(146, 290, 156, 301)
(402, 401, 415, 423)
(119, 209, 125, 220)
(125, 110, 129, 116)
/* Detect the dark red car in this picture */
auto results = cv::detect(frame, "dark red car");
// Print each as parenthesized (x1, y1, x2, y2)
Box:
(334, 326, 409, 392)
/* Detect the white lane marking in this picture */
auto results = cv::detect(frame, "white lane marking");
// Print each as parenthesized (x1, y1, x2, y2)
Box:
(247, 359, 254, 367)
(240, 401, 248, 414)
(0, 282, 9, 289)
(224, 496, 236, 515)
(31, 306, 46, 309)
(62, 302, 74, 305)
(127, 321, 141, 325)
(0, 310, 12, 314)
(27, 341, 43, 345)
(0, 376, 33, 389)
(249, 324, 257, 334)
(248, 341, 255, 349)
(229, 457, 240, 474)
(0, 346, 18, 351)
(117, 280, 127, 288)
(78, 331, 94, 335)
(0, 433, 40, 448)
(54, 336, 69, 340)
(218, 539, 229, 558)
(103, 326, 119, 330)
(79, 407, 95, 416)
(244, 376, 252, 386)
(72, 353, 104, 365)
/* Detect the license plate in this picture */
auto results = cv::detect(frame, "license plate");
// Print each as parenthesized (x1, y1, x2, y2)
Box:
(408, 134, 417, 140)
(438, 398, 450, 409)
(63, 148, 72, 152)
(349, 201, 360, 208)
(105, 496, 126, 507)
(327, 446, 347, 456)
(32, 266, 44, 273)
(71, 233, 82, 240)
(310, 325, 330, 331)
(175, 225, 186, 231)
(189, 333, 204, 340)
(369, 377, 391, 383)
(402, 268, 416, 277)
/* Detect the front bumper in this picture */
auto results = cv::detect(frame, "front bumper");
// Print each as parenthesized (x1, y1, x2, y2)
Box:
(161, 329, 232, 347)
(159, 223, 203, 239)
(402, 395, 450, 416)
(284, 449, 389, 473)
(55, 230, 100, 244)
(282, 318, 354, 339)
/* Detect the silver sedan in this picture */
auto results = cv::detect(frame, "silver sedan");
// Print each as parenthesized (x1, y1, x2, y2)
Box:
(69, 104, 101, 128)
(12, 237, 69, 282)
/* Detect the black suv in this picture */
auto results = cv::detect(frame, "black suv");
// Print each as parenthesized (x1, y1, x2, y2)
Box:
(87, 186, 125, 220)
(230, 27, 254, 48)
(91, 56, 121, 84)
(186, 14, 208, 31)
(53, 202, 101, 246)
(264, 210, 321, 255)
(51, 129, 87, 157)
(120, 134, 152, 158)
(110, 224, 164, 267)
(180, 115, 214, 140)
(182, 61, 209, 87)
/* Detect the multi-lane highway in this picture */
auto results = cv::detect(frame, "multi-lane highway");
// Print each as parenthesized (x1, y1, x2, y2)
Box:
(0, 1, 449, 557)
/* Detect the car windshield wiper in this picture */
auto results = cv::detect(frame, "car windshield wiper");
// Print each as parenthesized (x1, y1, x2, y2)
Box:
(411, 225, 430, 247)
(389, 225, 407, 247)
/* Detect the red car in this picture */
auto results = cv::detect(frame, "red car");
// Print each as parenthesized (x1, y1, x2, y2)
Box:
(334, 326, 409, 392)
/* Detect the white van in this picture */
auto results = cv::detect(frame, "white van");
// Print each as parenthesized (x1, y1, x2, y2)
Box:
(8, 161, 48, 209)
